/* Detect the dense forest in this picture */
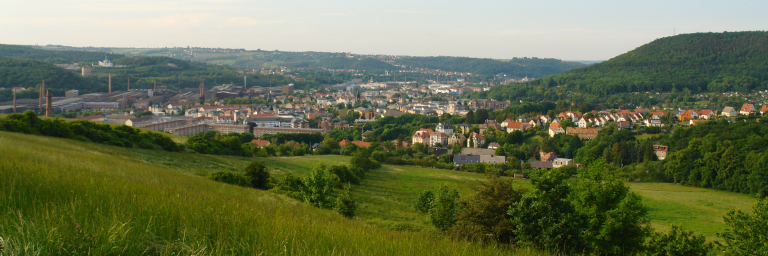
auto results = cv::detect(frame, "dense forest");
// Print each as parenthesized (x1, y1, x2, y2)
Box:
(395, 56, 586, 77)
(0, 44, 124, 64)
(488, 31, 768, 102)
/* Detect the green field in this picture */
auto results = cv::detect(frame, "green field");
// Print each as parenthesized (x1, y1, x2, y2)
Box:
(0, 131, 539, 255)
(0, 130, 758, 254)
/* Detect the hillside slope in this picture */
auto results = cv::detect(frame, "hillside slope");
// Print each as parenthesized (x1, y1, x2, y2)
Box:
(490, 31, 768, 99)
(395, 56, 586, 77)
(0, 44, 124, 64)
(0, 131, 536, 255)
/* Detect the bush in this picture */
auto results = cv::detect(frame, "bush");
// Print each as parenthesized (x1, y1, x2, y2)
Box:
(643, 225, 713, 256)
(207, 170, 251, 187)
(334, 184, 357, 218)
(244, 161, 271, 189)
(449, 174, 525, 244)
(718, 200, 768, 255)
(414, 191, 434, 213)
(429, 184, 459, 231)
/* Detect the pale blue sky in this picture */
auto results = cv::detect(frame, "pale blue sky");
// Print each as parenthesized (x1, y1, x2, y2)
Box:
(1, 0, 766, 60)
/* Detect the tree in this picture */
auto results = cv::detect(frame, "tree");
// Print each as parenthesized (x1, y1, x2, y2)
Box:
(429, 184, 460, 231)
(334, 184, 357, 218)
(450, 174, 525, 243)
(244, 160, 271, 189)
(644, 225, 713, 256)
(351, 149, 378, 171)
(508, 167, 587, 254)
(718, 200, 768, 255)
(300, 164, 334, 208)
(207, 170, 250, 187)
(466, 110, 475, 124)
(415, 190, 434, 213)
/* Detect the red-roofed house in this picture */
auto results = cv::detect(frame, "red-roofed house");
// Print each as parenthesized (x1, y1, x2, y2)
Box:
(548, 122, 565, 137)
(696, 110, 716, 120)
(740, 103, 755, 115)
(505, 121, 529, 133)
(653, 145, 668, 160)
(761, 105, 768, 115)
(467, 132, 485, 148)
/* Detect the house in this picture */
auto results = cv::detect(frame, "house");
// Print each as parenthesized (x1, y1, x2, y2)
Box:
(528, 161, 553, 169)
(722, 107, 737, 117)
(459, 124, 472, 134)
(653, 145, 668, 160)
(340, 140, 372, 148)
(412, 129, 433, 145)
(250, 140, 271, 147)
(467, 132, 485, 148)
(500, 118, 515, 128)
(505, 121, 528, 133)
(697, 110, 716, 120)
(617, 121, 632, 130)
(566, 127, 599, 140)
(552, 158, 574, 168)
(740, 103, 755, 115)
(645, 115, 664, 127)
(488, 142, 500, 150)
(678, 110, 699, 121)
(447, 133, 466, 146)
(548, 122, 565, 137)
(436, 122, 453, 134)
(429, 147, 453, 157)
(577, 118, 589, 128)
(453, 154, 481, 166)
(73, 115, 105, 122)
(761, 105, 768, 115)
(541, 152, 558, 161)
(479, 120, 503, 134)
(429, 132, 449, 146)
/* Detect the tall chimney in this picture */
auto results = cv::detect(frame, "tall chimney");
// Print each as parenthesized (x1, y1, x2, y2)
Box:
(154, 80, 157, 94)
(45, 89, 52, 117)
(127, 77, 130, 91)
(39, 80, 45, 113)
(12, 89, 16, 113)
(108, 73, 112, 93)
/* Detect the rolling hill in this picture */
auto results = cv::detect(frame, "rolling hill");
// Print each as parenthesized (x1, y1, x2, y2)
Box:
(489, 31, 768, 100)
(394, 56, 586, 77)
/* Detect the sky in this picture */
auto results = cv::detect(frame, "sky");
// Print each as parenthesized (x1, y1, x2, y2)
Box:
(1, 0, 766, 60)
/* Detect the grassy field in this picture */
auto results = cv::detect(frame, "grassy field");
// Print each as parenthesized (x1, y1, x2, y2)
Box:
(0, 131, 543, 255)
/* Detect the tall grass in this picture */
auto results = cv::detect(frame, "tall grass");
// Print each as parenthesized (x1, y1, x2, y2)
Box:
(0, 132, 543, 255)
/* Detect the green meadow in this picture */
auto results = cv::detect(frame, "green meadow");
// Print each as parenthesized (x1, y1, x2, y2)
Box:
(0, 131, 545, 255)
(0, 130, 758, 255)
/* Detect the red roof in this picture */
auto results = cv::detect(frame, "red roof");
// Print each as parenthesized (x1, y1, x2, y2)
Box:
(250, 140, 270, 147)
(249, 113, 276, 118)
(761, 105, 768, 113)
(741, 103, 755, 112)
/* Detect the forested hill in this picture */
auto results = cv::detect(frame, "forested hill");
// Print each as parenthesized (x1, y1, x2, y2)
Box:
(310, 57, 398, 71)
(525, 31, 768, 96)
(394, 56, 586, 77)
(0, 44, 124, 64)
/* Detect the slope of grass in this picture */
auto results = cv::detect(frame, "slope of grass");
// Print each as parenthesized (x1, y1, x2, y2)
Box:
(628, 182, 756, 239)
(0, 131, 541, 255)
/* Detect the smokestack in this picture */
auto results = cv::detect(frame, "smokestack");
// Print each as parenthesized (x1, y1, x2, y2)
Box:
(154, 80, 157, 94)
(108, 73, 112, 93)
(127, 77, 130, 91)
(39, 80, 45, 113)
(12, 89, 16, 113)
(45, 89, 52, 117)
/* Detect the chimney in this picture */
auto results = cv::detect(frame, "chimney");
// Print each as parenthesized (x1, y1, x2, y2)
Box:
(154, 80, 157, 94)
(45, 89, 52, 117)
(108, 73, 112, 93)
(12, 89, 16, 113)
(127, 77, 130, 91)
(39, 80, 45, 113)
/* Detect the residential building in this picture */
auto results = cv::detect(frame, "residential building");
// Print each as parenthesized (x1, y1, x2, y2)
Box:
(505, 121, 528, 133)
(552, 158, 574, 168)
(548, 122, 565, 137)
(412, 129, 432, 145)
(761, 105, 768, 115)
(467, 132, 485, 148)
(250, 140, 271, 147)
(447, 133, 466, 146)
(566, 127, 599, 140)
(436, 122, 453, 134)
(740, 103, 755, 115)
(645, 115, 664, 127)
(577, 118, 589, 128)
(429, 132, 449, 146)
(722, 106, 737, 117)
(461, 148, 497, 156)
(488, 142, 500, 150)
(653, 145, 668, 160)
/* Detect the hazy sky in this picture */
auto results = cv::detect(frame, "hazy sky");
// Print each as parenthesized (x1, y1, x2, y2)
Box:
(2, 0, 765, 60)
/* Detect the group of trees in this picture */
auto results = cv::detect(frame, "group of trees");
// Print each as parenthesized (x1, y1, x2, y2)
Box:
(662, 120, 768, 196)
(394, 56, 586, 78)
(0, 111, 182, 152)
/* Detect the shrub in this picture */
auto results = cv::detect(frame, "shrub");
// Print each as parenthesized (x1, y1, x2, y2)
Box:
(334, 184, 357, 218)
(244, 161, 271, 189)
(718, 200, 768, 255)
(429, 184, 459, 231)
(414, 191, 434, 213)
(207, 170, 251, 187)
(644, 225, 713, 256)
(450, 174, 525, 243)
